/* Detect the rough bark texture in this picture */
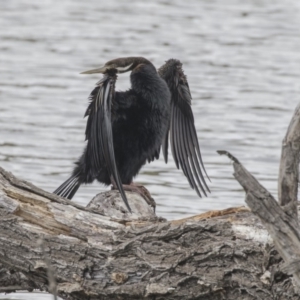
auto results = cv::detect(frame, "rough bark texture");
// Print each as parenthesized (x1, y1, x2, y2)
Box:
(278, 103, 300, 209)
(235, 102, 300, 292)
(0, 166, 298, 300)
(2, 103, 300, 299)
(216, 103, 300, 296)
(219, 150, 300, 295)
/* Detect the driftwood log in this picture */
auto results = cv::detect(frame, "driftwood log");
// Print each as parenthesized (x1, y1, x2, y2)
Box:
(1, 103, 300, 300)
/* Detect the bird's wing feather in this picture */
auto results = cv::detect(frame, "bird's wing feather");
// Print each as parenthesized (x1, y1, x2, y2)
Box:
(85, 73, 132, 212)
(158, 59, 210, 197)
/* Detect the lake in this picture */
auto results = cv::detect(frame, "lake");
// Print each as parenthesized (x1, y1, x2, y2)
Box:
(1, 0, 300, 299)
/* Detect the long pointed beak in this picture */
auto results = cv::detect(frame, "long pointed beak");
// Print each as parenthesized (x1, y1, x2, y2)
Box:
(80, 65, 108, 74)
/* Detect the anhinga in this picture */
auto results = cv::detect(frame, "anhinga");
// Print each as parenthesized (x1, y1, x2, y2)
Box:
(54, 57, 210, 212)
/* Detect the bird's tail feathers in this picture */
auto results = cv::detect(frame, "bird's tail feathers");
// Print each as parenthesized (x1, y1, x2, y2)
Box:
(53, 173, 81, 200)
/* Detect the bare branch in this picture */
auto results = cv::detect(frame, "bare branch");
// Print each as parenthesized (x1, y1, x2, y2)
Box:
(278, 103, 300, 211)
(218, 150, 300, 292)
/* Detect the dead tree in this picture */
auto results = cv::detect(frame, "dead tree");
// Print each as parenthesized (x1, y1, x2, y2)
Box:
(1, 104, 300, 299)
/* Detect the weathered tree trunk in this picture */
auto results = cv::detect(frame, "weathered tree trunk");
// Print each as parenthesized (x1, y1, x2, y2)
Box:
(1, 103, 300, 300)
(278, 103, 300, 208)
(218, 103, 300, 296)
(0, 167, 296, 300)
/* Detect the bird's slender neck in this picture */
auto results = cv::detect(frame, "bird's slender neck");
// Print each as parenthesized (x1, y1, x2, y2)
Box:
(130, 64, 159, 93)
(130, 63, 171, 107)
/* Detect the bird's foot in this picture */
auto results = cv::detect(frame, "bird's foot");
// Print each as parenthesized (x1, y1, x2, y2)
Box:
(112, 183, 156, 212)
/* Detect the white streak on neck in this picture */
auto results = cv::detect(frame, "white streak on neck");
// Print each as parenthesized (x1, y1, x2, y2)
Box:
(116, 63, 133, 72)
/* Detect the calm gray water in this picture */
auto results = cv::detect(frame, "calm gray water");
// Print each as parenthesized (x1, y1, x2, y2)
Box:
(1, 0, 300, 299)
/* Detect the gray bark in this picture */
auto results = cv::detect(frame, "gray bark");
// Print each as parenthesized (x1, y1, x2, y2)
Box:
(278, 103, 300, 209)
(217, 102, 300, 296)
(0, 166, 298, 300)
(218, 150, 300, 295)
(2, 103, 300, 300)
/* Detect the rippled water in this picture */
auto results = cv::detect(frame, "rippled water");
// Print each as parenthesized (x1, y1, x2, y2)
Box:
(1, 0, 300, 298)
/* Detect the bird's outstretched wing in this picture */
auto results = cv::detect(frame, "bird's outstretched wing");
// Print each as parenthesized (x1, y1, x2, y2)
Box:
(158, 59, 210, 197)
(85, 71, 132, 212)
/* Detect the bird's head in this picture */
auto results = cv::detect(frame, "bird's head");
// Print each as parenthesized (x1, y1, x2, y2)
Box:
(81, 57, 152, 75)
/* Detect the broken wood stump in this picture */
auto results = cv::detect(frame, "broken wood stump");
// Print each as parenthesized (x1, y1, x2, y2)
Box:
(1, 104, 300, 300)
(0, 164, 298, 300)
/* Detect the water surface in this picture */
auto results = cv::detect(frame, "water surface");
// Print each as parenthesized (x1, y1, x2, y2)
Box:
(1, 0, 300, 299)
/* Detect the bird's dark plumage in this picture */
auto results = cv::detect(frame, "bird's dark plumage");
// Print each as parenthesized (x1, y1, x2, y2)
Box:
(54, 57, 209, 212)
(158, 59, 210, 197)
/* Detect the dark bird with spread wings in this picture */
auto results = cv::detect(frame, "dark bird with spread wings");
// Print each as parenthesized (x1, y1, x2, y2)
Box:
(54, 57, 210, 212)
